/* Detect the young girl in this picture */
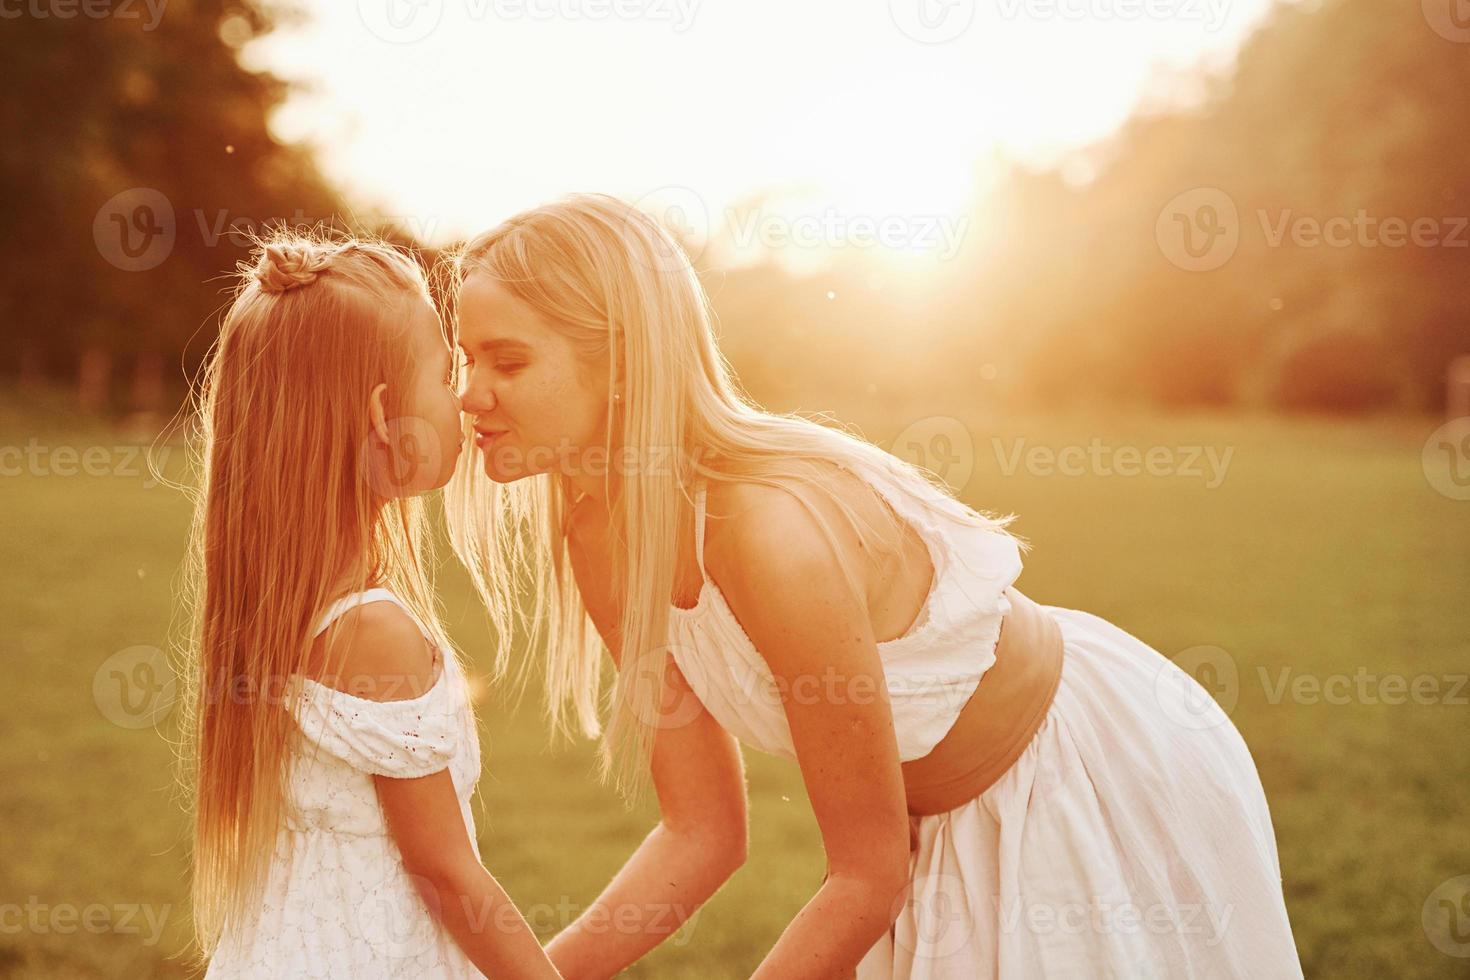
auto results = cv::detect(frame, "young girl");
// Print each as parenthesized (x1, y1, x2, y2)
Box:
(180, 233, 560, 978)
(444, 195, 1304, 978)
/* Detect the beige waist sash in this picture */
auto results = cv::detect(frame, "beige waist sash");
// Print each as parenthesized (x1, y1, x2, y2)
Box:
(901, 588, 1065, 818)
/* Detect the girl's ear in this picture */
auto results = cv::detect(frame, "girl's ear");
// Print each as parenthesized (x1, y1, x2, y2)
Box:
(368, 382, 392, 446)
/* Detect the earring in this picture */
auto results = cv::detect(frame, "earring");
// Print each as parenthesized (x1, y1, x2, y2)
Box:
(612, 391, 623, 402)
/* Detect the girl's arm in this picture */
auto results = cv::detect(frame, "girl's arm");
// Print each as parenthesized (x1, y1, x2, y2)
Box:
(545, 509, 749, 980)
(378, 769, 561, 979)
(711, 484, 914, 978)
(329, 602, 561, 979)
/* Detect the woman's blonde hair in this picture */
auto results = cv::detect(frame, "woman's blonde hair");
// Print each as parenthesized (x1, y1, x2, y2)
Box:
(178, 231, 458, 958)
(445, 193, 1014, 796)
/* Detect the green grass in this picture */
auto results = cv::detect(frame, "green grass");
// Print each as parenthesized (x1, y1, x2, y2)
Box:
(3, 392, 1468, 978)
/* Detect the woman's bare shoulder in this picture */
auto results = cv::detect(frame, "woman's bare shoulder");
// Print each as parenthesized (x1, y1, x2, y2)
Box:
(703, 467, 877, 571)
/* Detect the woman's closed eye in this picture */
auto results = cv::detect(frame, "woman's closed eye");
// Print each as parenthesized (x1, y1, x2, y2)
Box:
(494, 359, 527, 376)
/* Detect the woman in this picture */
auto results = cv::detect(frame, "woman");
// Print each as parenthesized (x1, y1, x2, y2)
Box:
(445, 193, 1303, 978)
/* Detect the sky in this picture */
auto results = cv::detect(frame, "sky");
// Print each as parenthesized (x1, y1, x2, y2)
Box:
(247, 0, 1282, 247)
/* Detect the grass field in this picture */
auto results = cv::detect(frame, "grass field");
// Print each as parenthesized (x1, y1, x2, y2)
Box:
(3, 391, 1468, 978)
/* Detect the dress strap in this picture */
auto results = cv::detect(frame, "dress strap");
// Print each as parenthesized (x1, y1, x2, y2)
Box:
(312, 587, 412, 639)
(693, 481, 709, 582)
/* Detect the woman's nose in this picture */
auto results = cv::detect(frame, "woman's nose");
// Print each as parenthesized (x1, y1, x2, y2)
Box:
(459, 375, 495, 415)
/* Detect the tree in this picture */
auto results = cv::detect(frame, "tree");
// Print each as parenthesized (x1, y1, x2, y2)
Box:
(0, 1, 346, 409)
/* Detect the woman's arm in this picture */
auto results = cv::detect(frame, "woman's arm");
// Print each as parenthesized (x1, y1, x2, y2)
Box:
(546, 506, 749, 979)
(710, 484, 914, 978)
(544, 664, 748, 978)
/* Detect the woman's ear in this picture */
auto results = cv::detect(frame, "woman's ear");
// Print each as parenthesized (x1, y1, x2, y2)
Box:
(368, 382, 392, 446)
(609, 358, 625, 404)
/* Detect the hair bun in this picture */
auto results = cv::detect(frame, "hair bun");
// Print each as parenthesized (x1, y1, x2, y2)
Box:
(253, 241, 333, 294)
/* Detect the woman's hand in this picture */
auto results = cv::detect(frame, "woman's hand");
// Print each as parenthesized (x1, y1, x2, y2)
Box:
(546, 502, 749, 979)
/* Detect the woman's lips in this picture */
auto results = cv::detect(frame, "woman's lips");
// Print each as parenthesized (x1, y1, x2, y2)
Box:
(474, 429, 508, 449)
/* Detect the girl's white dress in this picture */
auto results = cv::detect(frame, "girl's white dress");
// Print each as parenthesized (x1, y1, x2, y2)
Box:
(668, 460, 1304, 979)
(204, 588, 484, 979)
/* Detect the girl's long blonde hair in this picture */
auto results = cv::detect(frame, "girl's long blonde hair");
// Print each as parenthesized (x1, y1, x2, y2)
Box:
(179, 231, 456, 958)
(445, 193, 1015, 796)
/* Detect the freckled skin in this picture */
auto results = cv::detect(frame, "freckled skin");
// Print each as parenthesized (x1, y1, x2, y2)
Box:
(455, 274, 611, 485)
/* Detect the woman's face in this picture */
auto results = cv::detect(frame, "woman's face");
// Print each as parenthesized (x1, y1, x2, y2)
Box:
(456, 272, 611, 484)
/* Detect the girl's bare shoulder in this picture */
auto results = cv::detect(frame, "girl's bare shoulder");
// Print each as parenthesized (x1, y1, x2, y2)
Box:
(304, 601, 439, 702)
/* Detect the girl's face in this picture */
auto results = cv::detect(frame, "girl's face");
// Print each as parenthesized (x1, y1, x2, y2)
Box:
(370, 297, 465, 496)
(456, 272, 611, 484)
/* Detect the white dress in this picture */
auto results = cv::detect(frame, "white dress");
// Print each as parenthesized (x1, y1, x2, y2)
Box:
(668, 461, 1304, 979)
(205, 588, 484, 979)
